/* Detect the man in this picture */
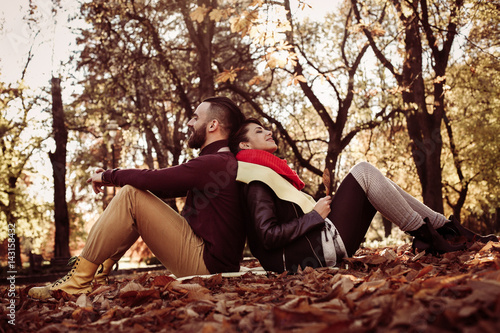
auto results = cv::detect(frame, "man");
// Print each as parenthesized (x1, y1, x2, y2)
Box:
(29, 96, 246, 300)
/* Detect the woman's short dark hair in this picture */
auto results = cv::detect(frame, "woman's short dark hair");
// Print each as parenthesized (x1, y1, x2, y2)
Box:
(228, 118, 264, 154)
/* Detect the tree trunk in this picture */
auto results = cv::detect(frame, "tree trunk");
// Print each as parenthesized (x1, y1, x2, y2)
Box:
(49, 77, 71, 260)
(401, 13, 444, 213)
(7, 176, 22, 268)
(180, 0, 216, 100)
(496, 208, 500, 233)
(443, 111, 468, 218)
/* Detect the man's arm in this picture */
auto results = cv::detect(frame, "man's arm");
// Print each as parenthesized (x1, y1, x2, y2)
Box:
(87, 154, 231, 198)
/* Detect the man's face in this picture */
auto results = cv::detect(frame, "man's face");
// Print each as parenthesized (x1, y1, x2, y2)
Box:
(187, 102, 211, 149)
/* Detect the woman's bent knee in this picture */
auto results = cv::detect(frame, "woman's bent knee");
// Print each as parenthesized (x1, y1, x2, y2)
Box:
(348, 162, 375, 192)
(350, 161, 373, 173)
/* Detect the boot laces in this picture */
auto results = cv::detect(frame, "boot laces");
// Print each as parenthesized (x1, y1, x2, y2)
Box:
(52, 257, 80, 287)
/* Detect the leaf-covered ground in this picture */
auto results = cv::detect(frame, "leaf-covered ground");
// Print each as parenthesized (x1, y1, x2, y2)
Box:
(2, 242, 500, 332)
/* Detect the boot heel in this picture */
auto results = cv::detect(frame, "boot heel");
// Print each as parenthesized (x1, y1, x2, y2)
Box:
(412, 238, 430, 253)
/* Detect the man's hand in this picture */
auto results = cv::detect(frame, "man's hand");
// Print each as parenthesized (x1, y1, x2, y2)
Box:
(314, 195, 332, 219)
(86, 168, 113, 194)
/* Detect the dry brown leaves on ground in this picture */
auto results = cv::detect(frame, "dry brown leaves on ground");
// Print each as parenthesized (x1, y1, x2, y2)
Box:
(2, 242, 500, 332)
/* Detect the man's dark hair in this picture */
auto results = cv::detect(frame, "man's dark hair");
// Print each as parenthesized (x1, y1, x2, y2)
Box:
(203, 96, 245, 139)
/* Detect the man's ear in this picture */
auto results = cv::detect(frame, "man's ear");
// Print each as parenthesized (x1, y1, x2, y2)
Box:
(207, 119, 219, 133)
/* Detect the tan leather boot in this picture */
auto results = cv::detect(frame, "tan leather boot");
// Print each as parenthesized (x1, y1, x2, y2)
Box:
(28, 256, 98, 300)
(93, 258, 117, 285)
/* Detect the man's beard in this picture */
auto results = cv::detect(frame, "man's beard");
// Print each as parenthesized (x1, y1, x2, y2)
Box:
(187, 124, 207, 149)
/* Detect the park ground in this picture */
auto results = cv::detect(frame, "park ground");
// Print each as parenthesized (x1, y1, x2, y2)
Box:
(1, 241, 500, 332)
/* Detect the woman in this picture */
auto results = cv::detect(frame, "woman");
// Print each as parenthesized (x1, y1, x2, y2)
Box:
(231, 119, 497, 273)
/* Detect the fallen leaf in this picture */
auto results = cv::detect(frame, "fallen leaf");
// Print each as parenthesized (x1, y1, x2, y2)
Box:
(119, 281, 146, 293)
(415, 265, 433, 279)
(151, 275, 175, 287)
(119, 289, 160, 307)
(76, 294, 92, 307)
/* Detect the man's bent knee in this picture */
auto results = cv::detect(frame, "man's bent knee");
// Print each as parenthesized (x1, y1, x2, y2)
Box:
(120, 184, 137, 192)
(117, 185, 147, 197)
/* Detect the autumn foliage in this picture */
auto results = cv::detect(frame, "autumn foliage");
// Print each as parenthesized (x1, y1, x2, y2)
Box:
(3, 242, 500, 332)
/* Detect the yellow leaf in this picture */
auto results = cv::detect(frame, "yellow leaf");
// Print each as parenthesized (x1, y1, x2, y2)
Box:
(216, 71, 236, 84)
(215, 67, 243, 84)
(209, 8, 223, 22)
(288, 73, 307, 86)
(248, 75, 265, 86)
(296, 74, 307, 83)
(209, 8, 233, 22)
(370, 23, 386, 37)
(287, 52, 298, 67)
(323, 168, 331, 195)
(190, 4, 211, 23)
(276, 41, 293, 51)
(230, 10, 259, 37)
(250, 0, 264, 7)
(298, 0, 312, 10)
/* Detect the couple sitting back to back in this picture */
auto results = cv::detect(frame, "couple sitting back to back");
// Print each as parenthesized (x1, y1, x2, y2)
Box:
(29, 97, 497, 300)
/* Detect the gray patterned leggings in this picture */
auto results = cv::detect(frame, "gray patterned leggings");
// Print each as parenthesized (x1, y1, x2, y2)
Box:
(328, 162, 448, 256)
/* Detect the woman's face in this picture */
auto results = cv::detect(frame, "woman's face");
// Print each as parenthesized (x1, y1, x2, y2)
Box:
(239, 122, 278, 153)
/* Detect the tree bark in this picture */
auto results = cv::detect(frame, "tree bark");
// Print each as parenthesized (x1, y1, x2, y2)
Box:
(443, 111, 468, 218)
(401, 13, 445, 213)
(180, 0, 216, 100)
(7, 176, 22, 268)
(49, 77, 71, 260)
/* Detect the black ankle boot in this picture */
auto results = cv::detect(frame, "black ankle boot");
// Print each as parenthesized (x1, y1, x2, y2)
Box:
(408, 218, 466, 255)
(436, 215, 498, 244)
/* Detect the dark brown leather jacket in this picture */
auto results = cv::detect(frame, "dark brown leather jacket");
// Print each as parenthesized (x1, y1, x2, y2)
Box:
(241, 181, 327, 273)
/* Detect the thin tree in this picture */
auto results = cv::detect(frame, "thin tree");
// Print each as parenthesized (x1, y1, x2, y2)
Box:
(49, 77, 70, 262)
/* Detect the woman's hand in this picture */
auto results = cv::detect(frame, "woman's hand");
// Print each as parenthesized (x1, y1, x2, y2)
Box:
(314, 195, 332, 219)
(86, 168, 112, 194)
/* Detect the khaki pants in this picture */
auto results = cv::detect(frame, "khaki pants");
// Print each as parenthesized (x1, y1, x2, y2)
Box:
(81, 185, 210, 277)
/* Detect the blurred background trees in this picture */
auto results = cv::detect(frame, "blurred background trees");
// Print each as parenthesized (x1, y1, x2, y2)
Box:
(1, 0, 498, 267)
(0, 79, 51, 268)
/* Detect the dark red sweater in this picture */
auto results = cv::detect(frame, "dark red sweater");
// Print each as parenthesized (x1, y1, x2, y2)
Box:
(102, 140, 245, 273)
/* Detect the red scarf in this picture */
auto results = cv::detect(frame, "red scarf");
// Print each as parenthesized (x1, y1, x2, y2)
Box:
(236, 150, 305, 190)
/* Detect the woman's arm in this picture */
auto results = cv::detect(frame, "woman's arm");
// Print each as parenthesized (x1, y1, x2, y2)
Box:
(244, 181, 325, 250)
